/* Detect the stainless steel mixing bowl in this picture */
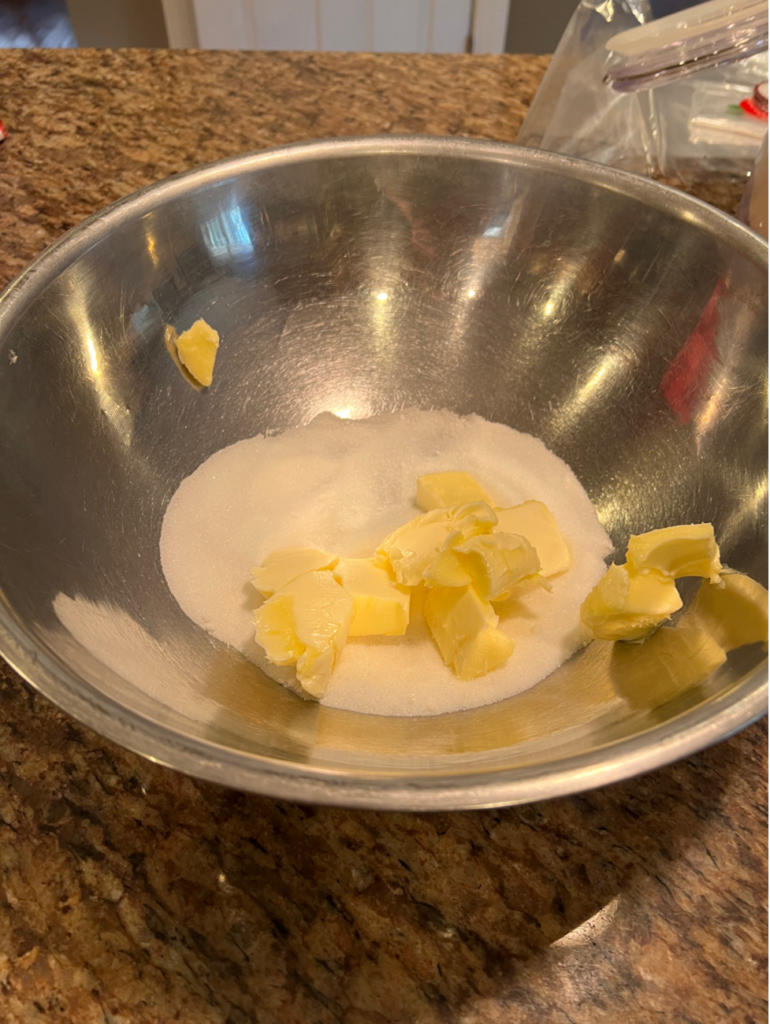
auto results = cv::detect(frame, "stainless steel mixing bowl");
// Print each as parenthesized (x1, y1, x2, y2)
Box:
(0, 137, 766, 809)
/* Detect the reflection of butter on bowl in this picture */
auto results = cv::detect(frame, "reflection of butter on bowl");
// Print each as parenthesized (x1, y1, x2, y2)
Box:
(0, 137, 765, 809)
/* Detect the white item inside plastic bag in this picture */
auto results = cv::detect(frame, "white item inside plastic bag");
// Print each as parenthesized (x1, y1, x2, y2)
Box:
(517, 0, 768, 182)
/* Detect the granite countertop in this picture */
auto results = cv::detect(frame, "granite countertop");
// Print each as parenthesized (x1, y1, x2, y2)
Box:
(0, 49, 766, 1024)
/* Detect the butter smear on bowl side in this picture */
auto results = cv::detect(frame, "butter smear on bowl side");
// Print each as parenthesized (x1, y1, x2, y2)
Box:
(174, 318, 220, 387)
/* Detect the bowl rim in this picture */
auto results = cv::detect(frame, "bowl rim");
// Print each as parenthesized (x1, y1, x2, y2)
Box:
(0, 134, 766, 810)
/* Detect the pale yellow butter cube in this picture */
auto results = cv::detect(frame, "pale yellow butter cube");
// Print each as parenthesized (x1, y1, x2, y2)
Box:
(452, 532, 541, 601)
(449, 502, 499, 538)
(175, 318, 220, 387)
(424, 584, 497, 663)
(422, 548, 475, 589)
(296, 645, 336, 698)
(378, 517, 455, 587)
(453, 627, 516, 680)
(580, 563, 682, 641)
(253, 569, 354, 698)
(416, 471, 492, 512)
(333, 557, 410, 637)
(252, 546, 338, 597)
(685, 570, 768, 651)
(251, 594, 304, 666)
(626, 523, 721, 582)
(422, 531, 541, 600)
(494, 500, 571, 577)
(423, 584, 514, 679)
(378, 501, 497, 586)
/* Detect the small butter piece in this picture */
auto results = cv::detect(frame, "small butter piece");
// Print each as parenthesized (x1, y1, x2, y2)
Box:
(252, 546, 338, 597)
(445, 502, 499, 538)
(378, 517, 454, 587)
(580, 563, 682, 641)
(494, 501, 571, 577)
(626, 523, 721, 582)
(454, 627, 516, 680)
(416, 471, 492, 511)
(251, 594, 304, 666)
(455, 532, 541, 602)
(253, 570, 354, 698)
(175, 318, 220, 387)
(422, 548, 475, 589)
(423, 532, 541, 601)
(423, 585, 514, 679)
(685, 570, 768, 651)
(333, 557, 410, 637)
(378, 501, 498, 586)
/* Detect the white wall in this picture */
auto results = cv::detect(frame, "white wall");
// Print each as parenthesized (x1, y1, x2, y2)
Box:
(162, 0, 510, 53)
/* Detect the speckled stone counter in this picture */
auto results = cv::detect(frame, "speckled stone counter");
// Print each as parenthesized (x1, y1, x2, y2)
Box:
(0, 49, 766, 1024)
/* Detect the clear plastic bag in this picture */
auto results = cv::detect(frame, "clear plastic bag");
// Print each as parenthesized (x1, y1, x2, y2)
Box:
(517, 0, 768, 182)
(604, 0, 767, 91)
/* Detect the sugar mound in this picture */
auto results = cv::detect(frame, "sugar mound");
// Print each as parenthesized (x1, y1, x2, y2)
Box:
(160, 409, 613, 716)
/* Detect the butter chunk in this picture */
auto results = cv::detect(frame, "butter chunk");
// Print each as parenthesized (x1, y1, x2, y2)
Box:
(333, 557, 410, 637)
(453, 627, 517, 680)
(424, 584, 514, 679)
(253, 570, 354, 698)
(441, 502, 499, 540)
(455, 533, 541, 601)
(378, 516, 454, 587)
(378, 501, 498, 586)
(252, 546, 338, 597)
(416, 471, 492, 512)
(685, 570, 768, 651)
(626, 523, 721, 582)
(494, 501, 571, 577)
(422, 548, 474, 589)
(252, 595, 304, 666)
(175, 318, 220, 387)
(580, 563, 682, 641)
(424, 532, 541, 601)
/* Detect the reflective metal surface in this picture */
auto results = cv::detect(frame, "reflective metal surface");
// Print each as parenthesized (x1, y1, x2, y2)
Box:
(0, 137, 766, 809)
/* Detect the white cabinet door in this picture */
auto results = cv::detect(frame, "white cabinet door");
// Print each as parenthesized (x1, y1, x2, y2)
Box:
(164, 0, 508, 53)
(371, 0, 433, 53)
(471, 0, 509, 53)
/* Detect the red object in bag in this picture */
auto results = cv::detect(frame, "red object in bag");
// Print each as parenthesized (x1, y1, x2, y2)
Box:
(740, 97, 769, 120)
(0, 120, 7, 142)
(739, 81, 768, 120)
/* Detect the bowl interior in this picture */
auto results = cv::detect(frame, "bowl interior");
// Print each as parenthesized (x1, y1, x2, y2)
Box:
(0, 139, 766, 807)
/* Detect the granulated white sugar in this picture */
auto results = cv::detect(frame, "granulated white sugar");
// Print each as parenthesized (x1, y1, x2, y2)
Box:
(160, 409, 613, 716)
